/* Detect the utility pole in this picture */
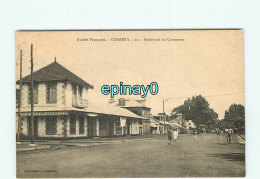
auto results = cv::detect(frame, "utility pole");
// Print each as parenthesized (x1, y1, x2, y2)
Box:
(30, 44, 35, 145)
(163, 99, 165, 135)
(17, 50, 22, 142)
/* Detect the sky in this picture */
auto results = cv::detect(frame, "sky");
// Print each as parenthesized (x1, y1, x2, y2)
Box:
(15, 30, 244, 119)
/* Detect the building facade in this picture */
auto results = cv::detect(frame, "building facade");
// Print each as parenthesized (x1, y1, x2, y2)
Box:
(109, 98, 151, 135)
(16, 61, 144, 139)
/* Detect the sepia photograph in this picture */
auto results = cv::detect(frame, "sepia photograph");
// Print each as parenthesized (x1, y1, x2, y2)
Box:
(15, 30, 245, 178)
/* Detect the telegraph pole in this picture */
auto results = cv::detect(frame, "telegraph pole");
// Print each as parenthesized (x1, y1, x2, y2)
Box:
(17, 50, 22, 142)
(30, 44, 35, 145)
(163, 99, 165, 135)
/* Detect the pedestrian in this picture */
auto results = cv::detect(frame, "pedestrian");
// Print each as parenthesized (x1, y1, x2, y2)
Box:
(194, 129, 198, 139)
(227, 129, 232, 144)
(173, 128, 178, 141)
(216, 129, 220, 140)
(167, 129, 173, 145)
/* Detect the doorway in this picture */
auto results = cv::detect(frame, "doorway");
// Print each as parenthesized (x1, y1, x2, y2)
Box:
(87, 118, 93, 138)
(27, 116, 38, 138)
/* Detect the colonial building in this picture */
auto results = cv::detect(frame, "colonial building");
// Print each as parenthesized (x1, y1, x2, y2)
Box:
(152, 114, 170, 135)
(169, 113, 195, 133)
(16, 60, 145, 139)
(150, 117, 160, 135)
(109, 98, 151, 135)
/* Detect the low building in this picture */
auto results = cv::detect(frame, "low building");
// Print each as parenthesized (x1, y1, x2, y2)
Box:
(109, 98, 151, 135)
(150, 117, 160, 135)
(184, 120, 196, 134)
(16, 60, 144, 139)
(152, 114, 170, 135)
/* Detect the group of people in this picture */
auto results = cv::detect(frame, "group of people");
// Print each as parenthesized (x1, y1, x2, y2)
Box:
(167, 128, 198, 145)
(216, 128, 232, 143)
(167, 128, 233, 145)
(167, 128, 178, 145)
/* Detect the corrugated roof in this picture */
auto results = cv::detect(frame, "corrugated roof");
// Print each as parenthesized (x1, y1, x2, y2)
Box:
(86, 103, 148, 119)
(16, 61, 93, 88)
(109, 98, 151, 109)
(150, 117, 160, 124)
(18, 103, 148, 120)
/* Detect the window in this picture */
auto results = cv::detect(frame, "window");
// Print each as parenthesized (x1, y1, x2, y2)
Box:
(72, 84, 77, 98)
(79, 116, 85, 134)
(70, 118, 76, 134)
(28, 84, 38, 104)
(116, 119, 120, 127)
(72, 84, 83, 99)
(46, 83, 57, 104)
(78, 86, 83, 99)
(45, 117, 57, 135)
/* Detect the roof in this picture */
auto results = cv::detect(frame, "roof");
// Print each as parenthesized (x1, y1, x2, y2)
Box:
(86, 103, 148, 119)
(150, 117, 160, 124)
(16, 61, 93, 88)
(18, 103, 148, 120)
(109, 98, 151, 109)
(150, 117, 160, 127)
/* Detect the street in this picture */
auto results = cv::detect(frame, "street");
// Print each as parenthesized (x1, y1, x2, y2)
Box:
(17, 134, 245, 178)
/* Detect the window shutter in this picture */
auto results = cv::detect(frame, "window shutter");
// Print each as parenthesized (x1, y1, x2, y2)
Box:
(46, 83, 49, 104)
(54, 84, 57, 103)
(27, 85, 31, 104)
(35, 85, 39, 104)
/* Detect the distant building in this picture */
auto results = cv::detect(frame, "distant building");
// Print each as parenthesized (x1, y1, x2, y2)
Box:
(109, 98, 151, 135)
(152, 114, 170, 135)
(169, 113, 196, 134)
(150, 117, 160, 135)
(16, 60, 145, 139)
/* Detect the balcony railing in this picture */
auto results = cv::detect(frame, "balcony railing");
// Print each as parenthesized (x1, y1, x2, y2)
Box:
(72, 97, 88, 108)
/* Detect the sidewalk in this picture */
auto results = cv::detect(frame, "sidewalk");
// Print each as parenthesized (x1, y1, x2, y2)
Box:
(16, 134, 166, 153)
(16, 143, 50, 152)
(61, 134, 166, 143)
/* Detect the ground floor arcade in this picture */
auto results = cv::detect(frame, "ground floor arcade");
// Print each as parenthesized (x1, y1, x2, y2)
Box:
(18, 110, 143, 139)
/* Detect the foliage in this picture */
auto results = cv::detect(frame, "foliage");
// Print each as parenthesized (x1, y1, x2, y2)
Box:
(171, 95, 219, 129)
(219, 104, 245, 132)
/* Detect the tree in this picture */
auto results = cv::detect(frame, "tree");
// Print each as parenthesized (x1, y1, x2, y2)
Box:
(221, 104, 245, 133)
(170, 95, 219, 129)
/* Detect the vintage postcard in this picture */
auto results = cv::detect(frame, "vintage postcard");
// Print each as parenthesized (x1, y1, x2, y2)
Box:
(16, 30, 245, 178)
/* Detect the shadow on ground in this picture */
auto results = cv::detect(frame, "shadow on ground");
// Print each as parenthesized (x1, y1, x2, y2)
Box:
(207, 152, 245, 162)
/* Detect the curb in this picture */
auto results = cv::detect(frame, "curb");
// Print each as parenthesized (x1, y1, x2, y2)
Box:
(17, 145, 50, 152)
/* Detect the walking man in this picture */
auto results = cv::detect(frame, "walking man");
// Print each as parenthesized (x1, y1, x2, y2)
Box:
(216, 128, 220, 140)
(227, 129, 232, 144)
(167, 129, 173, 145)
(194, 129, 198, 139)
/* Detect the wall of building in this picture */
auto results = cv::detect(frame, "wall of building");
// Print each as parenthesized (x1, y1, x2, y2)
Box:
(20, 85, 29, 108)
(82, 87, 88, 100)
(143, 120, 150, 135)
(20, 82, 89, 109)
(20, 114, 90, 138)
(21, 116, 28, 136)
(131, 119, 139, 135)
(66, 83, 73, 106)
(57, 83, 63, 106)
(151, 126, 160, 135)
